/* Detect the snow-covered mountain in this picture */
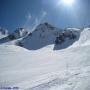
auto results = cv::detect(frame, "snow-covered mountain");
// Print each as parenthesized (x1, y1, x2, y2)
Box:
(15, 22, 81, 50)
(17, 22, 61, 50)
(0, 23, 81, 50)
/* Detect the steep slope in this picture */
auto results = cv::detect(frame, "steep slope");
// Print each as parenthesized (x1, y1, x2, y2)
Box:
(20, 23, 61, 50)
(72, 28, 90, 47)
(0, 28, 90, 90)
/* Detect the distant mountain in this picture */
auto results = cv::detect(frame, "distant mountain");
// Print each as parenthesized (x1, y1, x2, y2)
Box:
(0, 27, 8, 39)
(13, 28, 28, 39)
(0, 27, 28, 44)
(8, 28, 28, 40)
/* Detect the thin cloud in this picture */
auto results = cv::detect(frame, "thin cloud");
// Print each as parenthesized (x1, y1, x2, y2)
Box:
(24, 11, 47, 31)
(24, 13, 32, 28)
(27, 13, 32, 20)
(31, 11, 47, 31)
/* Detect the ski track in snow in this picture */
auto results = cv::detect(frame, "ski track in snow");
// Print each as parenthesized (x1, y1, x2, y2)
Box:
(26, 66, 90, 90)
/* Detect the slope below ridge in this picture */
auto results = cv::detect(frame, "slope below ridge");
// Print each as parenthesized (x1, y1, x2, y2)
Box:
(72, 28, 90, 47)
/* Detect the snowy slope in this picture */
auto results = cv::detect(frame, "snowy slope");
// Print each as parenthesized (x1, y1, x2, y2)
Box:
(72, 28, 90, 47)
(0, 28, 90, 90)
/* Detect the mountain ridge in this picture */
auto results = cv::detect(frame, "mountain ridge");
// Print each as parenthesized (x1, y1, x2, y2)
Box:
(0, 22, 88, 50)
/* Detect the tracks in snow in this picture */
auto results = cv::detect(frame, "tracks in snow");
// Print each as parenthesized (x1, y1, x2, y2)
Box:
(26, 67, 90, 90)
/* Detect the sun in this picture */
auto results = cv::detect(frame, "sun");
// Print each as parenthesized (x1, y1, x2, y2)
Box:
(62, 0, 74, 5)
(57, 0, 75, 7)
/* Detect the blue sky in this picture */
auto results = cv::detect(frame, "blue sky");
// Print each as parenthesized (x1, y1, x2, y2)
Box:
(0, 0, 90, 31)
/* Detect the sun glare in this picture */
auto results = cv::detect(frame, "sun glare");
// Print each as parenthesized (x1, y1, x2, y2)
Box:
(57, 0, 75, 7)
(62, 0, 74, 5)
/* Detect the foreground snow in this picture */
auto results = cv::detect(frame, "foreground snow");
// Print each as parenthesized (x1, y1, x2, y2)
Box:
(0, 44, 90, 90)
(0, 28, 90, 90)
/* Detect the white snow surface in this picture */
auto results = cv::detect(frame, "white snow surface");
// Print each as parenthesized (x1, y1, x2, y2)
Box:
(0, 28, 90, 90)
